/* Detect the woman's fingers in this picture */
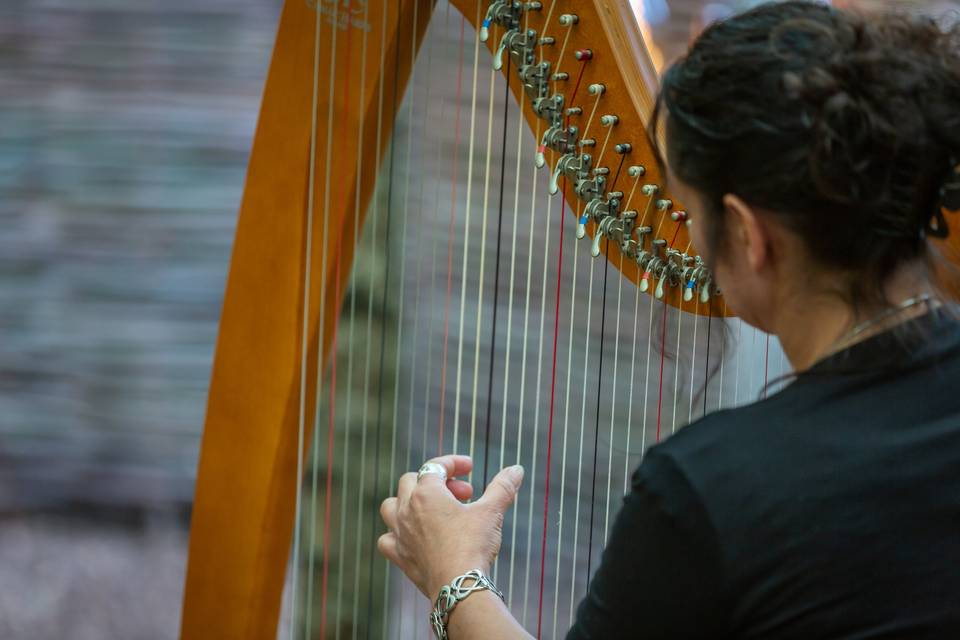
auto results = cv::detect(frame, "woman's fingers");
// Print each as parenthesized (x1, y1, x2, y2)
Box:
(477, 465, 525, 512)
(397, 471, 418, 504)
(416, 454, 474, 492)
(446, 479, 474, 502)
(380, 497, 398, 530)
(377, 532, 401, 566)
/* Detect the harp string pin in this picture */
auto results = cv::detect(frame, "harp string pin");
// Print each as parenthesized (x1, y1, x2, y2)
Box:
(588, 83, 606, 95)
(575, 49, 593, 61)
(614, 143, 632, 154)
(656, 198, 673, 211)
(552, 71, 569, 81)
(599, 114, 618, 127)
(539, 36, 555, 45)
(559, 14, 579, 26)
(627, 165, 645, 177)
(670, 210, 688, 222)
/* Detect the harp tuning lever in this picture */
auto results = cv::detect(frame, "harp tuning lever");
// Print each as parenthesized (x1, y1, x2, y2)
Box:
(591, 216, 616, 258)
(480, 1, 520, 43)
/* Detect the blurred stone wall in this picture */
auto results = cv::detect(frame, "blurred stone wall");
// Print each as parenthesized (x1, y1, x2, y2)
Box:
(0, 0, 279, 638)
(0, 0, 279, 512)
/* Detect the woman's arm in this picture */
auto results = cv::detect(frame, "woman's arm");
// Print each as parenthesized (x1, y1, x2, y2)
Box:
(377, 454, 532, 638)
(446, 589, 533, 639)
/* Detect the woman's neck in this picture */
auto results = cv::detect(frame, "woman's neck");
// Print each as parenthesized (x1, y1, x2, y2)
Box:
(774, 263, 934, 372)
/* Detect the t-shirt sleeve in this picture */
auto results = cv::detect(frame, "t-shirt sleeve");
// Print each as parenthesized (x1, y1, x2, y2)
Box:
(565, 448, 727, 640)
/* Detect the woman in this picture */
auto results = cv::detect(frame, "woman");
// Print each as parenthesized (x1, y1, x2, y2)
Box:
(378, 2, 960, 638)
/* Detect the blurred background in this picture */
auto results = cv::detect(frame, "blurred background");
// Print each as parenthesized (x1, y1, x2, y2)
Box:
(0, 0, 952, 638)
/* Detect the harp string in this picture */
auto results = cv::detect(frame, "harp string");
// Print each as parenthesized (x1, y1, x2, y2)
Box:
(312, 2, 360, 637)
(451, 0, 485, 456)
(734, 314, 743, 406)
(568, 205, 600, 623)
(763, 334, 771, 399)
(494, 47, 529, 589)
(553, 203, 584, 635)
(383, 1, 428, 636)
(349, 1, 390, 635)
(603, 250, 627, 547)
(505, 5, 539, 607)
(688, 307, 699, 421)
(536, 54, 590, 638)
(672, 296, 683, 435)
(333, 3, 371, 637)
(291, 0, 332, 635)
(509, 124, 540, 614)
(522, 133, 554, 630)
(364, 11, 403, 636)
(437, 7, 468, 456)
(654, 223, 685, 442)
(585, 236, 613, 602)
(466, 34, 503, 482)
(481, 51, 513, 488)
(623, 258, 644, 496)
(394, 11, 446, 638)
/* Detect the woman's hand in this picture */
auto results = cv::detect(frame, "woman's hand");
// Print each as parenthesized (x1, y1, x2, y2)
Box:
(377, 454, 525, 599)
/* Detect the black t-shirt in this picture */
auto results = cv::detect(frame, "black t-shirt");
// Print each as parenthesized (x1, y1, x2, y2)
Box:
(568, 310, 960, 639)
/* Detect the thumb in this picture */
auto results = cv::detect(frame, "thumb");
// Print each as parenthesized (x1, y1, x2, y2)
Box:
(478, 465, 524, 512)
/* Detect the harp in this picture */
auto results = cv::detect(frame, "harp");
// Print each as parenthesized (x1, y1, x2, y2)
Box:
(179, 1, 959, 638)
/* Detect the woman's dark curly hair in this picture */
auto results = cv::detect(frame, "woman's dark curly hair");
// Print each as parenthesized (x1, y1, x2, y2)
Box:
(652, 1, 960, 307)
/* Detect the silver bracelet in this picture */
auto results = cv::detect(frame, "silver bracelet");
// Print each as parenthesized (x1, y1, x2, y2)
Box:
(430, 569, 504, 640)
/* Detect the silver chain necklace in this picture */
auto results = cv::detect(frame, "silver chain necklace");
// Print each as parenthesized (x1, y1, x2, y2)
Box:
(831, 293, 937, 353)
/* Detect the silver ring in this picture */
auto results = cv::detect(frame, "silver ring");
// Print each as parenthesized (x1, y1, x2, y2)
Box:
(417, 462, 448, 483)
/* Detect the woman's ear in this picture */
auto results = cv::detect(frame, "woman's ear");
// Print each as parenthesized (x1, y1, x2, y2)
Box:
(722, 193, 772, 274)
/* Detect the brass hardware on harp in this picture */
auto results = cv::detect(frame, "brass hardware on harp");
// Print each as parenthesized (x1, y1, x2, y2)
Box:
(550, 151, 590, 196)
(523, 63, 553, 102)
(494, 28, 537, 71)
(537, 123, 577, 169)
